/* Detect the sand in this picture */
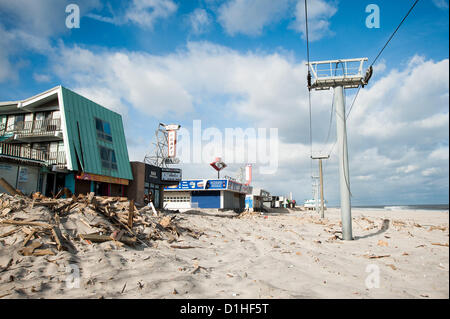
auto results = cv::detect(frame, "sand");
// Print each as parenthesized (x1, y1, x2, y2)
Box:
(0, 207, 448, 299)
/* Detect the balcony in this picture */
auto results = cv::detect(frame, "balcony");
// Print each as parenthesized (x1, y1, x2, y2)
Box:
(0, 119, 62, 142)
(0, 142, 66, 168)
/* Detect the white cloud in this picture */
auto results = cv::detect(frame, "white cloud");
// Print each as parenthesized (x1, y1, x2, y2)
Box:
(87, 0, 177, 29)
(396, 165, 419, 174)
(290, 0, 337, 41)
(433, 0, 449, 9)
(49, 42, 448, 204)
(422, 167, 440, 176)
(188, 8, 212, 35)
(217, 0, 292, 36)
(33, 73, 51, 83)
(429, 147, 449, 161)
(125, 0, 177, 28)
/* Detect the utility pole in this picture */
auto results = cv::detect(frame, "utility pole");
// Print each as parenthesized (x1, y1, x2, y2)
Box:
(311, 155, 329, 218)
(306, 58, 372, 240)
(311, 175, 320, 214)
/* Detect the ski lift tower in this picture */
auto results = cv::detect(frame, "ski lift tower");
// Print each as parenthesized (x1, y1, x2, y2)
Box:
(306, 58, 373, 240)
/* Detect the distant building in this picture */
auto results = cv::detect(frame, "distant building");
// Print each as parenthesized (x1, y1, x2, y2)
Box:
(245, 188, 271, 211)
(0, 86, 132, 196)
(163, 179, 252, 210)
(127, 161, 182, 208)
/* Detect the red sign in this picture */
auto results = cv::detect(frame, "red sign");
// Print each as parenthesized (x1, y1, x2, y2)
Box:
(168, 130, 177, 158)
(210, 157, 227, 171)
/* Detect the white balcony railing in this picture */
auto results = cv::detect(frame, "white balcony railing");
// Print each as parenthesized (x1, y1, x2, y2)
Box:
(0, 142, 66, 166)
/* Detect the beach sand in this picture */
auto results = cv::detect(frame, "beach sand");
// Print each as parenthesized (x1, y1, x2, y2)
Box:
(0, 207, 448, 299)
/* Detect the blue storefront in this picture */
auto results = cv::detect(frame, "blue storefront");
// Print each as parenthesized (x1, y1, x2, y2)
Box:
(163, 179, 252, 210)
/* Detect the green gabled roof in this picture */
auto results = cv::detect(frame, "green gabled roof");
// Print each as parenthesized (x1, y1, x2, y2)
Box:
(60, 86, 133, 180)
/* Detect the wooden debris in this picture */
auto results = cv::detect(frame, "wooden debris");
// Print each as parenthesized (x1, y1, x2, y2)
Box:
(79, 234, 114, 243)
(32, 249, 56, 256)
(51, 227, 63, 251)
(160, 216, 174, 228)
(363, 254, 391, 259)
(19, 241, 42, 256)
(0, 227, 21, 238)
(0, 192, 200, 256)
(0, 178, 19, 196)
(23, 229, 36, 247)
(431, 242, 449, 247)
(170, 245, 197, 249)
(128, 200, 134, 228)
(1, 220, 52, 229)
(387, 264, 397, 270)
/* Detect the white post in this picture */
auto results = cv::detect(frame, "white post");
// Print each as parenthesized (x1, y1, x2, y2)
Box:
(319, 159, 325, 219)
(334, 86, 353, 240)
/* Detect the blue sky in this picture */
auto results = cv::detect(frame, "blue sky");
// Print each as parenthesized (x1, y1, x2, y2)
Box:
(0, 0, 448, 205)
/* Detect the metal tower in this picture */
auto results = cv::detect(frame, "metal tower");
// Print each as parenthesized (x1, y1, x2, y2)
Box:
(144, 123, 180, 168)
(307, 58, 373, 240)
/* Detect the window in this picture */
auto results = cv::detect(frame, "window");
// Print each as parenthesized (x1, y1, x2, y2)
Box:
(99, 146, 117, 170)
(95, 118, 112, 142)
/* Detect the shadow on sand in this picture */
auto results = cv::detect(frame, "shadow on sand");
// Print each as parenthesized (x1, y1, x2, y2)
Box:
(354, 219, 390, 240)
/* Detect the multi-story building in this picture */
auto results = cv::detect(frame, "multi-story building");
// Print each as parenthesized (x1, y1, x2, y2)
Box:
(0, 86, 133, 196)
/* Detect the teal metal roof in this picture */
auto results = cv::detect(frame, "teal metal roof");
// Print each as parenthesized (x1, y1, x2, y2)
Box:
(60, 86, 133, 180)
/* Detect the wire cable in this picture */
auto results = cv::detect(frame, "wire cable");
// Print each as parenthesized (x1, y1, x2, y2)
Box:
(304, 0, 313, 177)
(370, 0, 421, 67)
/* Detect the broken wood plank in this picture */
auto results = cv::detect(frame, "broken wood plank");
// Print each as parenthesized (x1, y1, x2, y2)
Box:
(87, 192, 95, 204)
(431, 242, 449, 247)
(0, 227, 21, 238)
(0, 220, 52, 229)
(54, 188, 64, 199)
(363, 254, 391, 259)
(51, 227, 63, 251)
(0, 178, 19, 196)
(19, 241, 42, 256)
(32, 249, 55, 256)
(170, 245, 197, 249)
(23, 229, 36, 247)
(150, 202, 158, 217)
(128, 200, 134, 228)
(32, 201, 60, 207)
(79, 234, 113, 243)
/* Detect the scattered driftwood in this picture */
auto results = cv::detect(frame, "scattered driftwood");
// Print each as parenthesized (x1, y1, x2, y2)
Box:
(431, 242, 449, 247)
(0, 192, 202, 259)
(363, 254, 391, 259)
(170, 245, 197, 249)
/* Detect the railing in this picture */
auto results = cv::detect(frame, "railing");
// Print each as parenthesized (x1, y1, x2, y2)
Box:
(0, 142, 66, 166)
(0, 119, 61, 137)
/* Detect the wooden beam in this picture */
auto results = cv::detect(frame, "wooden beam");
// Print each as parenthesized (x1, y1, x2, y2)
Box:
(0, 220, 52, 229)
(128, 200, 134, 229)
(0, 178, 18, 196)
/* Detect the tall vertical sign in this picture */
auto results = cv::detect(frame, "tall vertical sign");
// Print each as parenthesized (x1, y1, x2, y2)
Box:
(167, 130, 177, 158)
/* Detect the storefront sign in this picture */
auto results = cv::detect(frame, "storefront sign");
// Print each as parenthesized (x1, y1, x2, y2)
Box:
(161, 168, 182, 182)
(206, 179, 227, 189)
(165, 179, 205, 190)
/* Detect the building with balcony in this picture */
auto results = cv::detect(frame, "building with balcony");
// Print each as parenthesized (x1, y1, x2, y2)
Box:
(0, 86, 133, 196)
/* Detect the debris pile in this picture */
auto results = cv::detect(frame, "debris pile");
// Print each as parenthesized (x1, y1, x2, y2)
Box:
(0, 192, 203, 258)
